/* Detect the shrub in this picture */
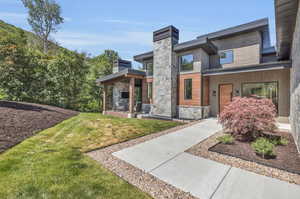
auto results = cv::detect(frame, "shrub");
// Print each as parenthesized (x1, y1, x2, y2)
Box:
(251, 138, 275, 158)
(219, 97, 277, 141)
(271, 137, 289, 146)
(217, 134, 234, 144)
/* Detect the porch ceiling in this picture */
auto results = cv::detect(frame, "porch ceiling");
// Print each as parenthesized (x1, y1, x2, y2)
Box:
(96, 68, 145, 85)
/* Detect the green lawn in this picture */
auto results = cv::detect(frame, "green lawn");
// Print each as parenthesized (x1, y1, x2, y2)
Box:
(0, 113, 182, 199)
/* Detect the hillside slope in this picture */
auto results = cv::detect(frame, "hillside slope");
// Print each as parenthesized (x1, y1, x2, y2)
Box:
(0, 101, 78, 153)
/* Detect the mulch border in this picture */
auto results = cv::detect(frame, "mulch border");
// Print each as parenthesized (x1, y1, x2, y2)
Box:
(209, 141, 300, 175)
(186, 131, 300, 185)
(86, 121, 201, 199)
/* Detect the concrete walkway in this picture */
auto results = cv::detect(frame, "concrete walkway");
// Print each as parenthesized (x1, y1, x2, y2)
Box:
(113, 119, 300, 199)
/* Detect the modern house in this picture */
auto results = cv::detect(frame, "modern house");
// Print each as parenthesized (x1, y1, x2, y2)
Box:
(96, 0, 300, 151)
(97, 18, 291, 121)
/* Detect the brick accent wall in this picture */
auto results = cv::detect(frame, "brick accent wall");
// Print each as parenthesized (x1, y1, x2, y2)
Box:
(178, 73, 201, 106)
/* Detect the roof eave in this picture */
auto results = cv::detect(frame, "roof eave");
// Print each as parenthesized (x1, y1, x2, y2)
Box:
(275, 0, 299, 60)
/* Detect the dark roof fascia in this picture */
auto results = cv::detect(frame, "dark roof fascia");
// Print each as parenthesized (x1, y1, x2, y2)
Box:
(202, 61, 291, 76)
(275, 0, 299, 60)
(96, 68, 145, 84)
(262, 46, 277, 55)
(174, 38, 218, 55)
(133, 51, 153, 63)
(197, 18, 269, 40)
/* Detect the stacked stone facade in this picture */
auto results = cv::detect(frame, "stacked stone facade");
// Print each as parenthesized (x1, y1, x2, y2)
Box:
(291, 1, 300, 152)
(152, 31, 178, 118)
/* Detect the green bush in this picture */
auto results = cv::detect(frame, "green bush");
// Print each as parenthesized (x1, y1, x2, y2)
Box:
(270, 137, 289, 146)
(277, 137, 289, 146)
(251, 138, 275, 158)
(217, 134, 234, 144)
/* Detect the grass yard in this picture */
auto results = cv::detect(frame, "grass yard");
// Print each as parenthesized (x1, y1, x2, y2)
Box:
(0, 113, 182, 199)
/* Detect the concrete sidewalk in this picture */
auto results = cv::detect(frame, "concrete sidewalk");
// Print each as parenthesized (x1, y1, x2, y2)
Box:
(113, 119, 300, 199)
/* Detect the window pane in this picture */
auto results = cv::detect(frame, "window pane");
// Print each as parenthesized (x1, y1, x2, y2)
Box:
(219, 50, 233, 64)
(180, 54, 194, 71)
(184, 79, 193, 99)
(147, 83, 152, 99)
(242, 82, 278, 110)
(146, 62, 153, 76)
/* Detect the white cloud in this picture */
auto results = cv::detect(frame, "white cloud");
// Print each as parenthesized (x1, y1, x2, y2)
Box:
(0, 12, 27, 23)
(54, 30, 152, 47)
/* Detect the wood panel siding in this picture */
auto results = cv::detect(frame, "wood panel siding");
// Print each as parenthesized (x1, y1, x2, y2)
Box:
(178, 73, 201, 106)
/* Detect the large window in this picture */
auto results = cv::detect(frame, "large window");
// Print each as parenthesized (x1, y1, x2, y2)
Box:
(242, 82, 278, 110)
(219, 50, 233, 64)
(180, 54, 194, 71)
(146, 62, 153, 76)
(147, 82, 153, 100)
(184, 79, 193, 100)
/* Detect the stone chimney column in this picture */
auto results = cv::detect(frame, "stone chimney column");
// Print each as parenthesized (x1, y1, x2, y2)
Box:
(152, 26, 179, 118)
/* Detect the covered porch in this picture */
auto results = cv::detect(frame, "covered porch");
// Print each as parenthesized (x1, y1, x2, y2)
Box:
(96, 68, 147, 118)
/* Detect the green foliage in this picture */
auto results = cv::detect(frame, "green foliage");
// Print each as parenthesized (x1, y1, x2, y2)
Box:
(270, 137, 289, 146)
(251, 138, 275, 158)
(0, 21, 119, 112)
(22, 0, 64, 53)
(217, 134, 234, 144)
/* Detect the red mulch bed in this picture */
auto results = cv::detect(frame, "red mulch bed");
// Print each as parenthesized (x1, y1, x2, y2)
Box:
(209, 131, 300, 175)
(0, 101, 78, 153)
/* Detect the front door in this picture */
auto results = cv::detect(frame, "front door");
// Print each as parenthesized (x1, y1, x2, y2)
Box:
(219, 84, 233, 114)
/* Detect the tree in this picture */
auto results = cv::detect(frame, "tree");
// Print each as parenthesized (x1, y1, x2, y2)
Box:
(0, 33, 47, 102)
(48, 49, 89, 109)
(22, 0, 64, 53)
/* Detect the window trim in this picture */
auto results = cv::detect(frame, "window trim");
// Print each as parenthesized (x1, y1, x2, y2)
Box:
(180, 54, 194, 72)
(241, 81, 279, 112)
(184, 78, 193, 100)
(219, 49, 234, 65)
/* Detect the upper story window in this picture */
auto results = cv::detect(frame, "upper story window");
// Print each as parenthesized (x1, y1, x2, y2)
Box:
(219, 50, 234, 65)
(180, 54, 194, 71)
(184, 79, 193, 100)
(146, 62, 153, 76)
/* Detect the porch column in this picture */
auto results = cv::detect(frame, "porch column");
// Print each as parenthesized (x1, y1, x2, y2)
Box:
(129, 77, 135, 117)
(102, 84, 107, 114)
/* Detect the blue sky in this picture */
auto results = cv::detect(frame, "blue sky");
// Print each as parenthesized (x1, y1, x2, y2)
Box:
(1, 0, 275, 67)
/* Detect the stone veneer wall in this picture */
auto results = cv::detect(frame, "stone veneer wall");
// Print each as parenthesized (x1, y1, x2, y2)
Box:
(291, 1, 300, 152)
(152, 37, 178, 117)
(177, 106, 210, 120)
(112, 81, 129, 111)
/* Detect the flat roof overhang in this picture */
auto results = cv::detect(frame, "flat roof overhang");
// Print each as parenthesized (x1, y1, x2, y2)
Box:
(96, 68, 145, 85)
(202, 61, 292, 76)
(275, 0, 299, 60)
(133, 51, 153, 63)
(174, 38, 218, 55)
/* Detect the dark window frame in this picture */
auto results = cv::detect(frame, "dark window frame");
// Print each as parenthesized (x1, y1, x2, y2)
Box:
(121, 91, 129, 99)
(180, 54, 194, 72)
(241, 81, 279, 112)
(184, 79, 193, 100)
